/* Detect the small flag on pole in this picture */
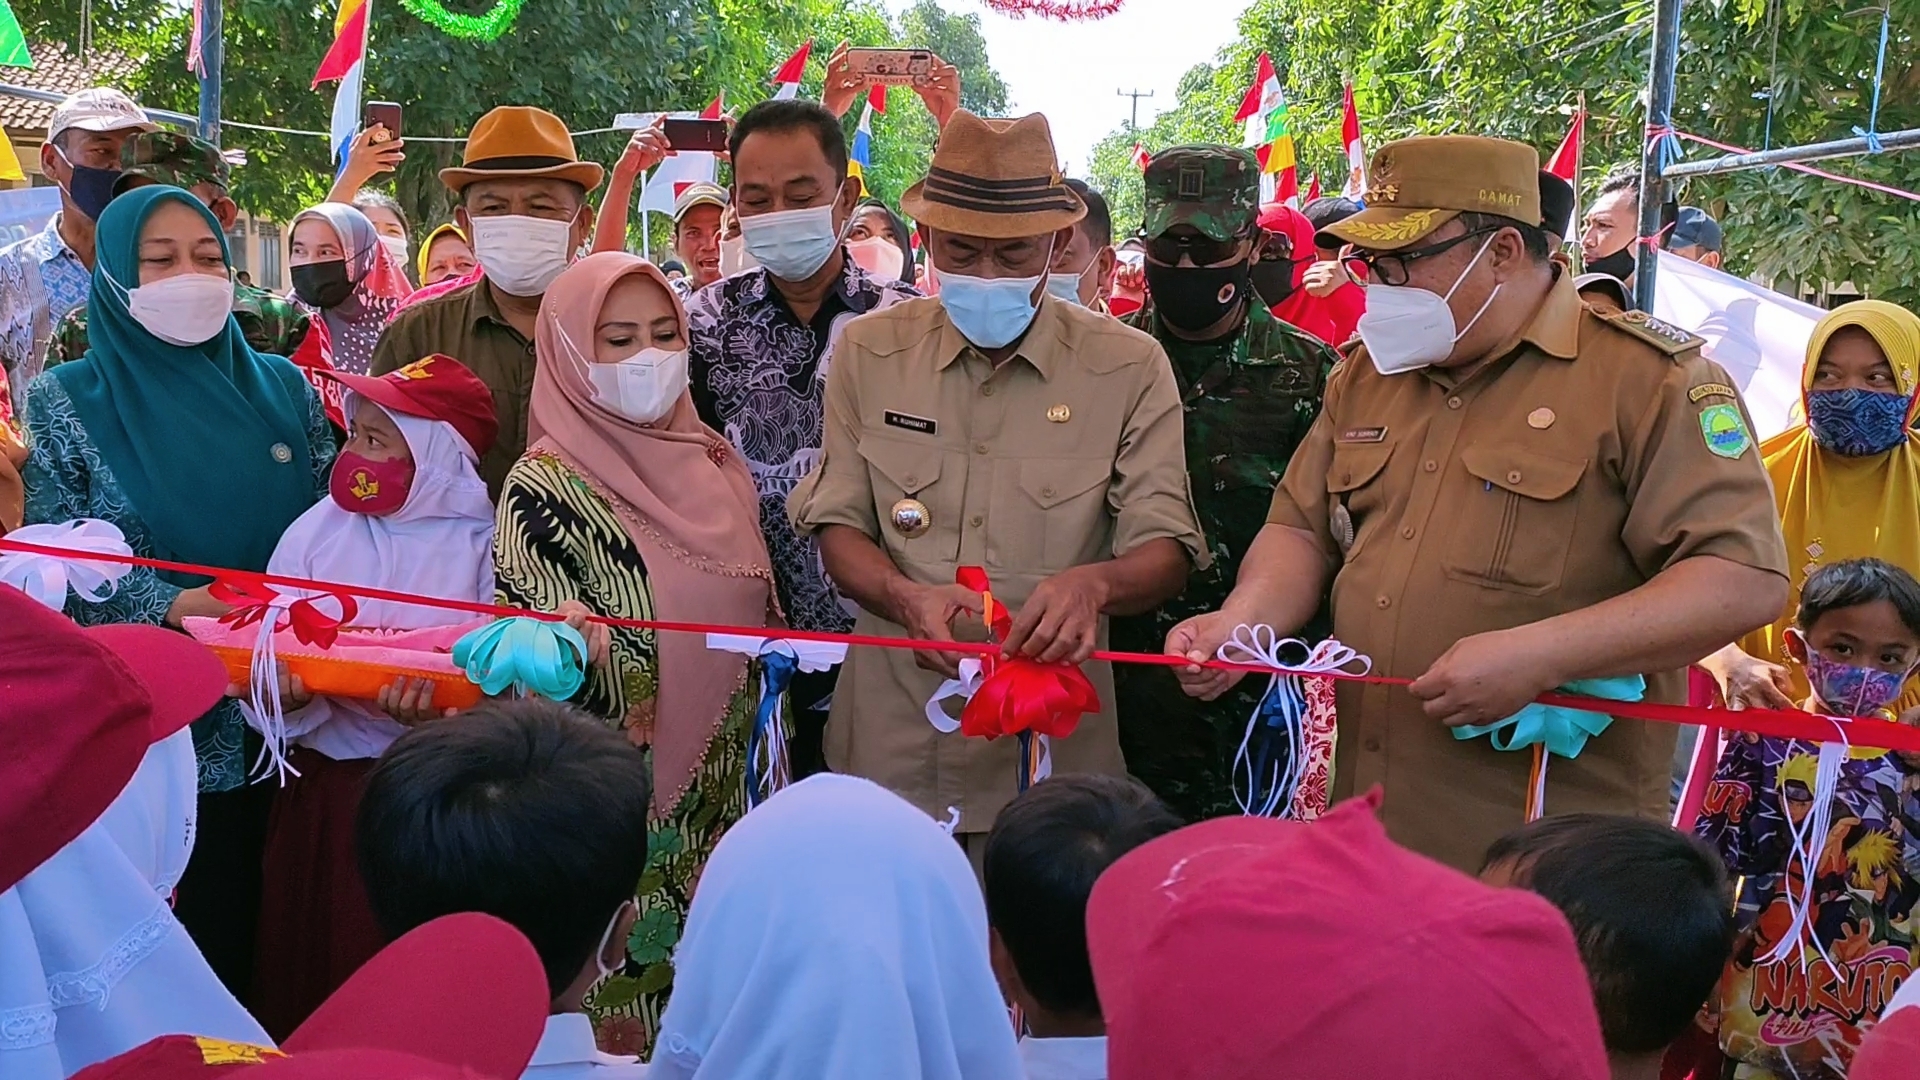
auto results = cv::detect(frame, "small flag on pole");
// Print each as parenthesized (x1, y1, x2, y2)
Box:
(0, 0, 33, 67)
(770, 41, 812, 101)
(1131, 142, 1151, 171)
(1303, 173, 1321, 205)
(849, 85, 885, 196)
(1236, 52, 1299, 208)
(1546, 106, 1585, 239)
(1340, 83, 1367, 202)
(700, 92, 726, 121)
(312, 0, 371, 167)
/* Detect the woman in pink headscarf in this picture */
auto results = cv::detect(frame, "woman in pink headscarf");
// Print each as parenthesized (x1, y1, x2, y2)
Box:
(491, 251, 777, 1055)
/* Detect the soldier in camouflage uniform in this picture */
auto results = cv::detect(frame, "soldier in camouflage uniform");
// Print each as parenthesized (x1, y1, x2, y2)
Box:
(1112, 145, 1340, 822)
(44, 131, 309, 367)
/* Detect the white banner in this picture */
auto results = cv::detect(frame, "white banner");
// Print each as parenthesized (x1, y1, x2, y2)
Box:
(1650, 250, 1825, 440)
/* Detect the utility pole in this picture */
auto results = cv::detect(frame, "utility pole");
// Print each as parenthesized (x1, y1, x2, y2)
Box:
(195, 0, 223, 143)
(1117, 87, 1154, 131)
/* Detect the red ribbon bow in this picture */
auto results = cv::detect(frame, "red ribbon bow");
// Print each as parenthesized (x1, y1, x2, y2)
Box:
(211, 579, 358, 650)
(952, 566, 1099, 741)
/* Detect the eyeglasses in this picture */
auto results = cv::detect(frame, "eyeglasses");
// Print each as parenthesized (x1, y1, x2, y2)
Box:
(1349, 227, 1497, 287)
(1145, 230, 1253, 268)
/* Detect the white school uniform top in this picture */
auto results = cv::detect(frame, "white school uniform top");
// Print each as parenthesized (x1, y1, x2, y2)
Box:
(522, 1013, 648, 1080)
(1018, 1035, 1106, 1080)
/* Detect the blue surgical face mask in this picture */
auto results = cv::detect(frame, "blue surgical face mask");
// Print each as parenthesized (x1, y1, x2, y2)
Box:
(938, 244, 1052, 349)
(738, 204, 843, 282)
(53, 143, 122, 223)
(1807, 387, 1911, 457)
(1045, 264, 1090, 307)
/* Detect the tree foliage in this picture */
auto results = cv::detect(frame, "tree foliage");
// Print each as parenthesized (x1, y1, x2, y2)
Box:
(16, 0, 1005, 240)
(1089, 0, 1920, 305)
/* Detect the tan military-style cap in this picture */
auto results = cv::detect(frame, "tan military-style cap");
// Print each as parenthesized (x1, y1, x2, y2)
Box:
(1319, 135, 1542, 252)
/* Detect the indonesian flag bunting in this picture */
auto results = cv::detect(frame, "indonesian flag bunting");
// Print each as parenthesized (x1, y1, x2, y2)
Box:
(849, 86, 885, 196)
(312, 0, 371, 166)
(1131, 142, 1151, 171)
(1547, 108, 1584, 182)
(770, 41, 812, 100)
(1340, 83, 1367, 201)
(1238, 52, 1299, 208)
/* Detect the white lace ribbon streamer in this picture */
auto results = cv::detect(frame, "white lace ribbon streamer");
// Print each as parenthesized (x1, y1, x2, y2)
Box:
(1216, 625, 1372, 818)
(924, 658, 985, 734)
(0, 519, 134, 610)
(1760, 720, 1849, 971)
(240, 597, 302, 787)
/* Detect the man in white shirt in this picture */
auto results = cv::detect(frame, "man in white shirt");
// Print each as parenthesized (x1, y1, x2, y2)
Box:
(357, 700, 653, 1078)
(983, 775, 1183, 1080)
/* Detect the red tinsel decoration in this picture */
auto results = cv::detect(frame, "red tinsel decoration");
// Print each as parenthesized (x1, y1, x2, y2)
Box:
(979, 0, 1125, 19)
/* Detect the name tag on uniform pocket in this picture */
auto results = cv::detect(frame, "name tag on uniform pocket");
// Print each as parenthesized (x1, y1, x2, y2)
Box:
(1338, 426, 1388, 443)
(884, 410, 938, 436)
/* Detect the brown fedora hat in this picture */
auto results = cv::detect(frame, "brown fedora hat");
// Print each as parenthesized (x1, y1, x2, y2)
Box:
(900, 110, 1084, 239)
(439, 105, 605, 194)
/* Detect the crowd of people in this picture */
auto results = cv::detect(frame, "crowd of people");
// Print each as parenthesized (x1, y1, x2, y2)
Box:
(3, 50, 1920, 1080)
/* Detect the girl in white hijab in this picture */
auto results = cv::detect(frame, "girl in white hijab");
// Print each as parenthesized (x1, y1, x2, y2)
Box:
(649, 774, 1025, 1080)
(0, 731, 270, 1078)
(248, 360, 497, 1039)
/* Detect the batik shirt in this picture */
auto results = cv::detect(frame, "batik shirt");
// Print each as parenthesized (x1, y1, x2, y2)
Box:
(44, 284, 313, 366)
(1110, 296, 1336, 822)
(1696, 733, 1920, 1079)
(0, 215, 91, 414)
(685, 257, 918, 634)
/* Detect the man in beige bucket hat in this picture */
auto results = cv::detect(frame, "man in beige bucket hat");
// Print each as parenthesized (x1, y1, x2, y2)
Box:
(789, 109, 1207, 868)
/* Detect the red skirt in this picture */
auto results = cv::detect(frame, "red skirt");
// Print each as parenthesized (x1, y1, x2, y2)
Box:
(253, 748, 389, 1040)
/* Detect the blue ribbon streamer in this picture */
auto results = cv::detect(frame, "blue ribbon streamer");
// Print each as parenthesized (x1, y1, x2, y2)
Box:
(1244, 673, 1309, 816)
(453, 617, 589, 700)
(1852, 5, 1892, 154)
(747, 650, 798, 808)
(1451, 675, 1647, 760)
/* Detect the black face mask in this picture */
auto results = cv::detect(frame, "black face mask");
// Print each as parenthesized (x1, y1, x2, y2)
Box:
(292, 259, 355, 309)
(1145, 260, 1252, 333)
(1585, 246, 1637, 281)
(1249, 257, 1300, 308)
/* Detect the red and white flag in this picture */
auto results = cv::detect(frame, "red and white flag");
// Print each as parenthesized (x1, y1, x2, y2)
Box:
(1303, 173, 1322, 204)
(1339, 83, 1367, 201)
(1547, 108, 1584, 182)
(700, 92, 726, 121)
(770, 41, 812, 101)
(1131, 142, 1151, 171)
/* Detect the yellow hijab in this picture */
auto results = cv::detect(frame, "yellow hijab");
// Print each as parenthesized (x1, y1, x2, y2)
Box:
(1739, 299, 1920, 714)
(416, 223, 467, 283)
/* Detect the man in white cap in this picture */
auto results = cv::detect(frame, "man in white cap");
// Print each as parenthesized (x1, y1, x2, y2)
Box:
(672, 181, 728, 294)
(0, 88, 157, 413)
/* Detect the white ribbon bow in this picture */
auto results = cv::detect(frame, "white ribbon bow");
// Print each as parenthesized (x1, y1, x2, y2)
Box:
(704, 633, 848, 671)
(0, 519, 134, 610)
(1216, 625, 1372, 818)
(925, 658, 985, 734)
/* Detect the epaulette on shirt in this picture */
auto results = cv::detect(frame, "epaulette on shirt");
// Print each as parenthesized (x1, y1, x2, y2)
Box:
(1596, 308, 1703, 357)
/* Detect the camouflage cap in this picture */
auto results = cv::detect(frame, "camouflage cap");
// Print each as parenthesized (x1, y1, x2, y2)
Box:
(112, 131, 230, 195)
(1141, 145, 1260, 242)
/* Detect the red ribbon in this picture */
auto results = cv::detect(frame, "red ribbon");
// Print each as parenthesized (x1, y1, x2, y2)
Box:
(953, 566, 1100, 741)
(8, 537, 1920, 754)
(209, 578, 358, 650)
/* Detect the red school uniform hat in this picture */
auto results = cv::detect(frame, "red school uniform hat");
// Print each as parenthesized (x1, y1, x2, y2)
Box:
(1087, 789, 1611, 1080)
(1853, 1005, 1920, 1080)
(0, 583, 230, 894)
(68, 912, 551, 1080)
(317, 353, 500, 461)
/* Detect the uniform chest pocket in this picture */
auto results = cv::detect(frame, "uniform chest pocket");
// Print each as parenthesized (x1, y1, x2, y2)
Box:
(998, 457, 1113, 572)
(858, 436, 958, 564)
(1326, 443, 1394, 562)
(1442, 445, 1589, 595)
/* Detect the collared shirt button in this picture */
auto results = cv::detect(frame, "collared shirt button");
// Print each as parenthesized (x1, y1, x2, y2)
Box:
(1363, 736, 1384, 752)
(1040, 485, 1055, 498)
(1423, 459, 1437, 472)
(1400, 526, 1414, 539)
(1507, 470, 1522, 484)
(1447, 396, 1463, 409)
(904, 475, 918, 487)
(969, 514, 984, 527)
(1376, 595, 1391, 609)
(975, 443, 989, 455)
(981, 383, 995, 396)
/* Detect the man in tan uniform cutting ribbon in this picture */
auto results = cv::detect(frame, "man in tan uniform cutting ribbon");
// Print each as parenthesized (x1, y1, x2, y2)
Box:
(1165, 134, 1789, 869)
(789, 111, 1205, 861)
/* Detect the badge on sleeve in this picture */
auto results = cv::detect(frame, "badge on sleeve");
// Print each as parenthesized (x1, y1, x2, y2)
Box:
(1698, 403, 1754, 459)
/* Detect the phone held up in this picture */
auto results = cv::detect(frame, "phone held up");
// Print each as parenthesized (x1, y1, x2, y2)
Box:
(661, 118, 730, 154)
(364, 101, 403, 143)
(845, 48, 934, 86)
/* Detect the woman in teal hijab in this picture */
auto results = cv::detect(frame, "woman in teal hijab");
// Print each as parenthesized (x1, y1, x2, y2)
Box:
(21, 184, 336, 999)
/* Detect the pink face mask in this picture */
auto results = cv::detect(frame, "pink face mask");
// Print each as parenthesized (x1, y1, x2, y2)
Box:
(846, 236, 905, 283)
(329, 451, 414, 516)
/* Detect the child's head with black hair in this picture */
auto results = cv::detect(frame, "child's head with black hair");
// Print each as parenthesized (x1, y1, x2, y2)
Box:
(1788, 557, 1920, 715)
(357, 698, 651, 1013)
(1480, 814, 1732, 1077)
(983, 774, 1183, 1037)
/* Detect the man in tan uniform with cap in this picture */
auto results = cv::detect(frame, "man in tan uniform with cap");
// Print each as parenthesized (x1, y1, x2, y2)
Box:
(790, 110, 1205, 858)
(1166, 135, 1789, 869)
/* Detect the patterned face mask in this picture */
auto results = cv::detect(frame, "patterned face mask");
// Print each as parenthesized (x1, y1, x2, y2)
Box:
(1806, 388, 1911, 457)
(1789, 628, 1912, 716)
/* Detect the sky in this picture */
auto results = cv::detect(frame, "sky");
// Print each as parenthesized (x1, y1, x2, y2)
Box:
(888, 0, 1256, 175)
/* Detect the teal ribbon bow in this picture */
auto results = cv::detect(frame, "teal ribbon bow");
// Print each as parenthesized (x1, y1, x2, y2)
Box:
(1451, 675, 1647, 759)
(453, 617, 590, 700)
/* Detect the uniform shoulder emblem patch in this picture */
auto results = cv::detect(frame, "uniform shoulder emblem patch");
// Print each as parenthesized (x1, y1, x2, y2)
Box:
(1699, 402, 1753, 459)
(1600, 308, 1703, 357)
